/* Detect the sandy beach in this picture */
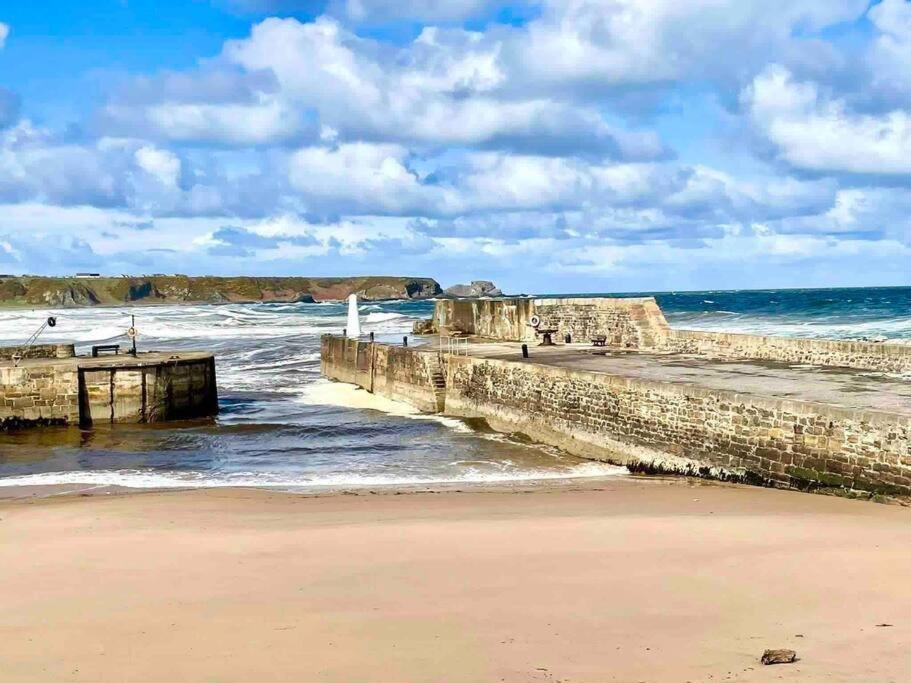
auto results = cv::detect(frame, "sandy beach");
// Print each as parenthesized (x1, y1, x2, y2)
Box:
(2, 478, 910, 682)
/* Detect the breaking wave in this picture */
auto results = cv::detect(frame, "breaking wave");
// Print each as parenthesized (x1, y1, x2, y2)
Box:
(0, 461, 625, 491)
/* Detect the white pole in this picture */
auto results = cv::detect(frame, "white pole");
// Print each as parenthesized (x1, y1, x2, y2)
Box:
(346, 294, 361, 338)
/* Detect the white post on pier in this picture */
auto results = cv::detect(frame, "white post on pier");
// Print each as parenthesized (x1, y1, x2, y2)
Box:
(346, 294, 361, 338)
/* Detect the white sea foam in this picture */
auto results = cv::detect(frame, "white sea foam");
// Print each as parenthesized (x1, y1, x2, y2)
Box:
(364, 312, 406, 323)
(298, 380, 473, 432)
(669, 313, 911, 341)
(0, 461, 625, 490)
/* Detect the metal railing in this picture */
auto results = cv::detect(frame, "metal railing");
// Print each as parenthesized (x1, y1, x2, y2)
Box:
(440, 336, 470, 356)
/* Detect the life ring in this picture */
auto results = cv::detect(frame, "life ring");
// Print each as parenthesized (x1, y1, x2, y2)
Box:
(126, 327, 137, 339)
(529, 315, 541, 328)
(47, 316, 57, 328)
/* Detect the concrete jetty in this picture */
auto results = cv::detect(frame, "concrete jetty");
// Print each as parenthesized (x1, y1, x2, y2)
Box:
(0, 344, 217, 429)
(322, 297, 911, 499)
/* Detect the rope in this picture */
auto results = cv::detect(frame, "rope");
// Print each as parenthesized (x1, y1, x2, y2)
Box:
(12, 317, 57, 367)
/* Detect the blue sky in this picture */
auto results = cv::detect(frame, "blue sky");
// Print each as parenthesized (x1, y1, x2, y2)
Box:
(0, 0, 909, 293)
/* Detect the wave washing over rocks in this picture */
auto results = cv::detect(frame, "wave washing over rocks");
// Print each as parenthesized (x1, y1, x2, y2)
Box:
(1, 286, 910, 492)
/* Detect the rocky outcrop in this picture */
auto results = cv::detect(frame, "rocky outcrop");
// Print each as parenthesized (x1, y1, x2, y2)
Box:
(443, 280, 503, 298)
(0, 276, 441, 308)
(40, 284, 100, 307)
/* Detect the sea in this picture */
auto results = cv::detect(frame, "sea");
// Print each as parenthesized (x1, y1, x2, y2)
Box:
(0, 286, 909, 492)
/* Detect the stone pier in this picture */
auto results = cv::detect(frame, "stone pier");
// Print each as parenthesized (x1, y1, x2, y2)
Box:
(323, 297, 911, 499)
(0, 346, 218, 429)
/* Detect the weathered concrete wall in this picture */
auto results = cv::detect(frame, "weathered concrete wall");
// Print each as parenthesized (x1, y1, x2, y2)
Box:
(666, 329, 911, 375)
(534, 297, 669, 347)
(0, 354, 217, 429)
(0, 362, 80, 429)
(321, 335, 441, 412)
(79, 357, 218, 426)
(0, 344, 75, 361)
(430, 296, 670, 345)
(321, 337, 911, 498)
(432, 298, 537, 341)
(427, 296, 911, 373)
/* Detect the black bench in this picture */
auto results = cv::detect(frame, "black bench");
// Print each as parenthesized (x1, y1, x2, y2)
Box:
(591, 335, 607, 347)
(92, 344, 121, 357)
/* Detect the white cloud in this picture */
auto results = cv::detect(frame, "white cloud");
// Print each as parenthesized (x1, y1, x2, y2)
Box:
(512, 0, 867, 90)
(103, 97, 307, 145)
(6, 2, 911, 288)
(336, 0, 492, 23)
(103, 17, 664, 157)
(289, 142, 454, 214)
(868, 0, 911, 99)
(0, 23, 8, 50)
(135, 146, 181, 187)
(745, 65, 911, 174)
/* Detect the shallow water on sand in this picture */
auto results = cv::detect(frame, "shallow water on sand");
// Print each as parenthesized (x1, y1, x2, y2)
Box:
(1, 286, 909, 491)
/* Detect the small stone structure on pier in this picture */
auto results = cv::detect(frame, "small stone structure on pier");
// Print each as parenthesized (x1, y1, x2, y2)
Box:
(0, 343, 218, 430)
(324, 296, 911, 499)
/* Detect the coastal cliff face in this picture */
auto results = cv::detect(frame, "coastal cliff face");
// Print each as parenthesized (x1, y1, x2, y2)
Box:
(0, 276, 441, 308)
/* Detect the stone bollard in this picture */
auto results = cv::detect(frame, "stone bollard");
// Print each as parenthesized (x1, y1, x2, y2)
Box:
(403, 336, 408, 347)
(522, 344, 529, 358)
(564, 333, 572, 344)
(369, 331, 375, 342)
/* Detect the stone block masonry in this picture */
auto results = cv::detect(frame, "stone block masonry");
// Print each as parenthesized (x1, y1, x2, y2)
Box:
(534, 298, 669, 347)
(0, 343, 75, 362)
(321, 334, 911, 499)
(0, 362, 80, 428)
(0, 350, 217, 430)
(321, 336, 442, 413)
(665, 329, 911, 375)
(444, 355, 911, 496)
(430, 297, 668, 345)
(427, 296, 911, 374)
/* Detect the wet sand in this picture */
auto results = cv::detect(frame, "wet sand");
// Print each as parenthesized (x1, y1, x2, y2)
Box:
(2, 478, 910, 682)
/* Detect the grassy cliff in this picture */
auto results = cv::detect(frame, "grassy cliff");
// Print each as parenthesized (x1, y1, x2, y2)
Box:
(0, 276, 442, 308)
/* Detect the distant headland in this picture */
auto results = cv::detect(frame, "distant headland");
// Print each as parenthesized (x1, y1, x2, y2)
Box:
(0, 275, 442, 308)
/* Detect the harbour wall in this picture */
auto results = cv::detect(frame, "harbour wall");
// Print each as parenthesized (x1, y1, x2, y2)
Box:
(430, 297, 669, 347)
(0, 352, 218, 429)
(321, 335, 911, 498)
(0, 362, 80, 428)
(665, 329, 911, 374)
(320, 336, 441, 412)
(78, 357, 218, 426)
(428, 297, 911, 373)
(0, 343, 75, 361)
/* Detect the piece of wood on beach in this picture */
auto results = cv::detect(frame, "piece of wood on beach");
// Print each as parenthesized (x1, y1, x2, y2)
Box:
(761, 648, 798, 665)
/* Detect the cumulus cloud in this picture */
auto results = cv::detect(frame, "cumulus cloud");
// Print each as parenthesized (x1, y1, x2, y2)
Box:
(0, 23, 8, 50)
(135, 146, 182, 187)
(289, 142, 455, 214)
(868, 0, 911, 103)
(101, 67, 312, 145)
(509, 0, 866, 93)
(744, 65, 911, 174)
(5, 2, 911, 288)
(101, 17, 665, 158)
